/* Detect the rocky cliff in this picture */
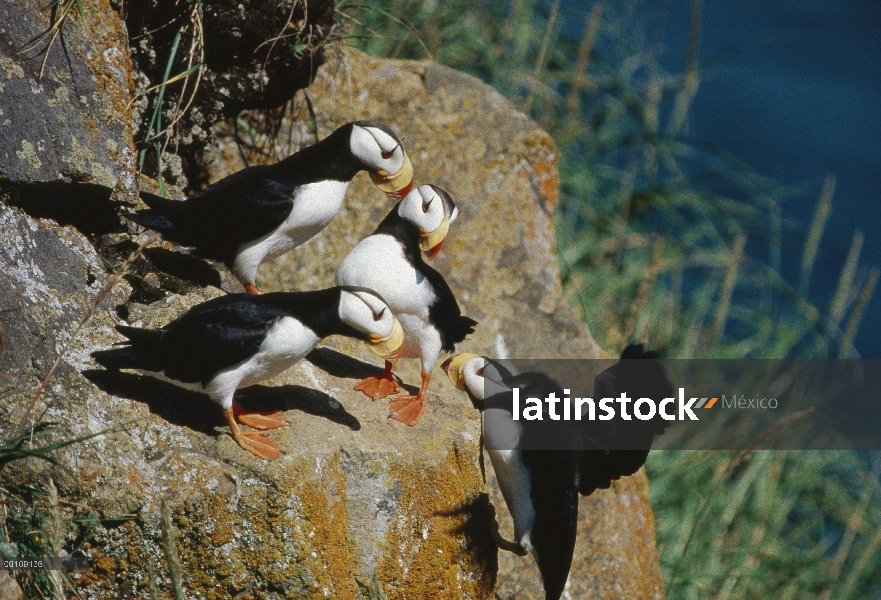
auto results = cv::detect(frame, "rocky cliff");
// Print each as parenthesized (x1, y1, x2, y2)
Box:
(0, 4, 664, 595)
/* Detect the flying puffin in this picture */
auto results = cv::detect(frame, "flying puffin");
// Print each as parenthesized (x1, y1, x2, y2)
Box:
(126, 121, 414, 294)
(336, 184, 478, 426)
(91, 287, 404, 460)
(442, 344, 673, 600)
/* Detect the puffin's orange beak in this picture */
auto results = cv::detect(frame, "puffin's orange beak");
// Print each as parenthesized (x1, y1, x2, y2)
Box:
(386, 179, 414, 202)
(419, 216, 450, 260)
(369, 154, 414, 201)
(441, 356, 455, 374)
(426, 237, 446, 260)
(443, 353, 482, 391)
(366, 318, 405, 363)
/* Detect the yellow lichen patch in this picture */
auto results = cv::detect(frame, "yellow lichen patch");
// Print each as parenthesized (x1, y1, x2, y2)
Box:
(160, 485, 259, 598)
(16, 140, 41, 170)
(0, 56, 24, 79)
(280, 455, 359, 598)
(47, 86, 70, 108)
(529, 158, 560, 208)
(377, 446, 495, 599)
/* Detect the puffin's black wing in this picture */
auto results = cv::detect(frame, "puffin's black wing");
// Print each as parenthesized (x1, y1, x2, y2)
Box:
(509, 370, 579, 600)
(129, 164, 296, 263)
(157, 295, 284, 386)
(525, 450, 579, 600)
(420, 262, 477, 351)
(578, 344, 674, 496)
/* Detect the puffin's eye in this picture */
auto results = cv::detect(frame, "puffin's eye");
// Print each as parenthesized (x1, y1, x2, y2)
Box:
(381, 145, 397, 160)
(373, 307, 386, 321)
(475, 367, 485, 377)
(422, 198, 432, 213)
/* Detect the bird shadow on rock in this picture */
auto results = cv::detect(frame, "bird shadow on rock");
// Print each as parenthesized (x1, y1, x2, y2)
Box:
(436, 492, 498, 584)
(142, 247, 224, 290)
(0, 181, 229, 296)
(305, 347, 418, 394)
(82, 369, 361, 435)
(235, 384, 361, 431)
(1, 181, 125, 238)
(82, 369, 224, 435)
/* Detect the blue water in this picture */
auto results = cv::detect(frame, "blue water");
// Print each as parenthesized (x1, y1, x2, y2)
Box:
(658, 1, 881, 357)
(568, 1, 881, 357)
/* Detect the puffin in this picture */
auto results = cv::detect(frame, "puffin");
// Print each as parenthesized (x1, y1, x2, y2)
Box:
(126, 121, 414, 294)
(91, 287, 404, 460)
(336, 184, 478, 426)
(442, 344, 673, 600)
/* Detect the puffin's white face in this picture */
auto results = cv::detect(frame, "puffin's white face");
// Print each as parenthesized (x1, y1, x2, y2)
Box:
(339, 288, 405, 362)
(338, 289, 395, 338)
(398, 184, 459, 259)
(350, 125, 404, 173)
(350, 124, 413, 200)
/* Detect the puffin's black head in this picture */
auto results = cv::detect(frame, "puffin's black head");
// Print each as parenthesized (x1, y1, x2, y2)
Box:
(397, 184, 459, 260)
(348, 120, 413, 201)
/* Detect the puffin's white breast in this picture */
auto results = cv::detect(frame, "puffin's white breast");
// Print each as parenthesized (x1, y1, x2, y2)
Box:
(204, 317, 320, 404)
(234, 180, 349, 280)
(336, 234, 437, 316)
(485, 413, 535, 550)
(488, 446, 536, 552)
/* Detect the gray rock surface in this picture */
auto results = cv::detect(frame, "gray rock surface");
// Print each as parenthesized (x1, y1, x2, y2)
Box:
(0, 570, 24, 600)
(0, 0, 137, 200)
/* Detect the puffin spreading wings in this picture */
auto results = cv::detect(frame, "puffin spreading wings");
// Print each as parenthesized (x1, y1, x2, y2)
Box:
(443, 344, 673, 600)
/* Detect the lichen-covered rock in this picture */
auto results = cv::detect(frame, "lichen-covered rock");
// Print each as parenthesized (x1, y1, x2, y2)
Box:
(0, 32, 664, 598)
(208, 47, 664, 599)
(0, 206, 494, 599)
(0, 0, 137, 200)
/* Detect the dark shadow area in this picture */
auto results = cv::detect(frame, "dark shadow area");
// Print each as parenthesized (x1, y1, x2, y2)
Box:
(124, 0, 335, 189)
(0, 181, 224, 296)
(437, 492, 498, 584)
(0, 181, 125, 238)
(143, 247, 223, 290)
(82, 369, 224, 435)
(82, 369, 361, 434)
(305, 347, 417, 394)
(235, 384, 360, 431)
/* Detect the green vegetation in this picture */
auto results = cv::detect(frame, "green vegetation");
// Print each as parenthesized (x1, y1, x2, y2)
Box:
(344, 0, 881, 597)
(650, 450, 881, 599)
(133, 1, 205, 199)
(0, 427, 102, 599)
(0, 243, 173, 598)
(0, 426, 184, 598)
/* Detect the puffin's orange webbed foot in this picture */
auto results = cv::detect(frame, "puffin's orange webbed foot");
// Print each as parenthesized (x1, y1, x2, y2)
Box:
(237, 431, 284, 460)
(354, 376, 404, 400)
(244, 284, 262, 295)
(388, 393, 427, 426)
(387, 370, 431, 426)
(223, 406, 284, 461)
(232, 399, 287, 430)
(354, 360, 402, 400)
